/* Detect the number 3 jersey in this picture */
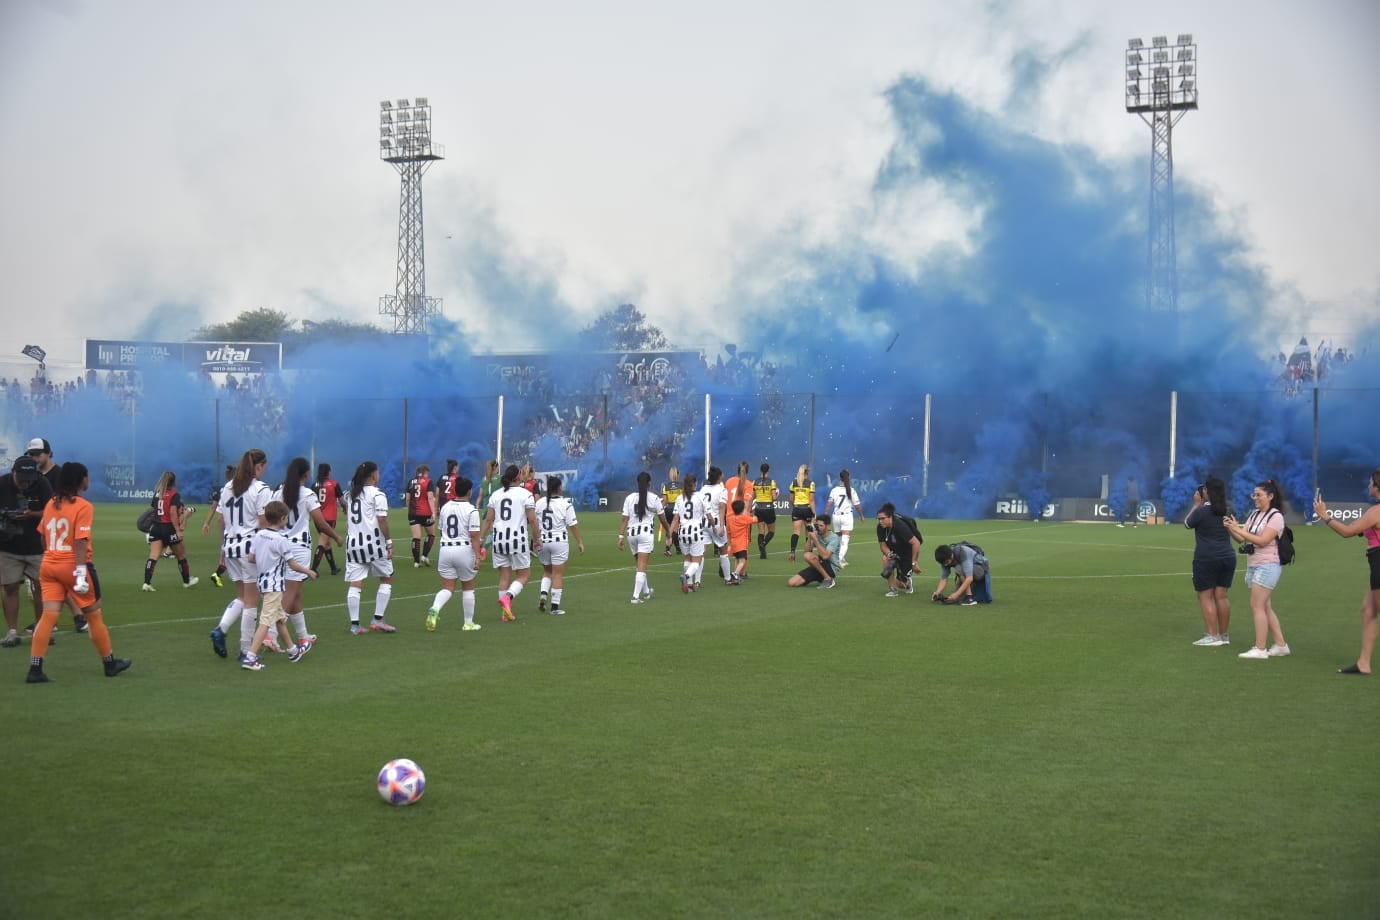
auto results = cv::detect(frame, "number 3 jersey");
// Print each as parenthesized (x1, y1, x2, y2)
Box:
(218, 479, 272, 560)
(346, 484, 390, 563)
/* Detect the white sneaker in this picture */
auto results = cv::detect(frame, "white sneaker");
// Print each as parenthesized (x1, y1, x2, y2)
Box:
(184, 576, 199, 588)
(1219, 634, 1231, 645)
(550, 607, 566, 616)
(884, 588, 899, 597)
(1267, 643, 1291, 657)
(644, 588, 655, 601)
(1192, 634, 1220, 647)
(838, 560, 849, 568)
(461, 622, 482, 631)
(630, 597, 644, 605)
(1238, 647, 1270, 660)
(141, 583, 156, 592)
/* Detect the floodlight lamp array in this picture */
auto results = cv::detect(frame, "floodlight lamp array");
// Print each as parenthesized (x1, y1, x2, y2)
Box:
(1125, 35, 1197, 112)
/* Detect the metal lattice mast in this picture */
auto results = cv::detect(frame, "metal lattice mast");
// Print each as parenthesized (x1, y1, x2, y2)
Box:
(1125, 35, 1197, 314)
(379, 97, 444, 335)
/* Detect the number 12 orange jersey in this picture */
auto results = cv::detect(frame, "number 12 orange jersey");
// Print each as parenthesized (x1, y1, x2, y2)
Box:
(41, 496, 94, 565)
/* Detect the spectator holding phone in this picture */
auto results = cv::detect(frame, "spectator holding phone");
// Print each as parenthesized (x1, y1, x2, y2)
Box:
(1314, 470, 1380, 675)
(1185, 476, 1236, 647)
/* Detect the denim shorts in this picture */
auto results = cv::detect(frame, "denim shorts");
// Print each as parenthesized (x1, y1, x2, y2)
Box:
(1245, 563, 1281, 590)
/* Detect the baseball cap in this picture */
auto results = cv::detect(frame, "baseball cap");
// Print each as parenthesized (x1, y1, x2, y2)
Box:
(12, 455, 41, 483)
(26, 438, 51, 455)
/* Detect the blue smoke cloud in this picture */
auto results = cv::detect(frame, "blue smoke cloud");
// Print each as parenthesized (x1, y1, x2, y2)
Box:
(12, 76, 1378, 521)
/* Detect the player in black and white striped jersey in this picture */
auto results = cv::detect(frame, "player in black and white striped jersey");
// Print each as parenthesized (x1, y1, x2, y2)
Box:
(425, 475, 482, 633)
(670, 471, 711, 593)
(698, 466, 731, 585)
(269, 457, 342, 652)
(207, 449, 272, 661)
(825, 469, 864, 568)
(344, 461, 396, 635)
(618, 471, 664, 604)
(478, 464, 542, 622)
(536, 475, 585, 615)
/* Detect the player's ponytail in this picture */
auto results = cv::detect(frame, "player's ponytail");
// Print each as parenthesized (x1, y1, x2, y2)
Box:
(350, 461, 378, 500)
(636, 471, 651, 518)
(281, 457, 309, 515)
(232, 449, 266, 497)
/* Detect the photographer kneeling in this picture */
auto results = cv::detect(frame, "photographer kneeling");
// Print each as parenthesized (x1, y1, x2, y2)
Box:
(876, 503, 923, 597)
(787, 515, 839, 589)
(932, 542, 992, 607)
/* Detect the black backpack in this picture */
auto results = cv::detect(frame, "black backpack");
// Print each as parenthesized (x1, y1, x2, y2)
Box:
(896, 514, 923, 546)
(1277, 525, 1296, 565)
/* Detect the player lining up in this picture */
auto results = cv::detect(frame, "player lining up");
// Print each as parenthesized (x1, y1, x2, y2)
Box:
(425, 475, 483, 632)
(478, 464, 543, 622)
(536, 475, 584, 615)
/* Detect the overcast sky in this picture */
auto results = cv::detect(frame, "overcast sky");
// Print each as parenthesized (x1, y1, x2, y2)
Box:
(1, 0, 1376, 371)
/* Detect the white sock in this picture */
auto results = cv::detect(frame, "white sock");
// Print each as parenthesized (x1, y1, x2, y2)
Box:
(217, 598, 244, 633)
(720, 554, 731, 580)
(462, 589, 475, 623)
(374, 584, 392, 620)
(432, 588, 453, 612)
(685, 561, 700, 582)
(347, 586, 362, 623)
(839, 534, 851, 563)
(289, 611, 308, 639)
(540, 576, 552, 595)
(634, 572, 647, 598)
(551, 588, 563, 608)
(507, 582, 524, 600)
(239, 608, 255, 652)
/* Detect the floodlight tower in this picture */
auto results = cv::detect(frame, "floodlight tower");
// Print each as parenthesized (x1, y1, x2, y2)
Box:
(1125, 34, 1197, 315)
(379, 98, 444, 335)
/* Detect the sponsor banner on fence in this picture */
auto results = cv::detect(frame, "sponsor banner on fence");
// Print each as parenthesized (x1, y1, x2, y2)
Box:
(992, 498, 1163, 523)
(85, 339, 283, 375)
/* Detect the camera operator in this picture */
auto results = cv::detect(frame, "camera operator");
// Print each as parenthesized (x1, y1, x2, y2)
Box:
(875, 503, 923, 597)
(787, 516, 840, 589)
(0, 455, 53, 647)
(932, 543, 989, 607)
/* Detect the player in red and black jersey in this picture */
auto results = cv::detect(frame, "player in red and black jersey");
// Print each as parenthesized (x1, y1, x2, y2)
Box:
(437, 458, 460, 506)
(142, 471, 198, 590)
(406, 464, 439, 567)
(311, 463, 346, 574)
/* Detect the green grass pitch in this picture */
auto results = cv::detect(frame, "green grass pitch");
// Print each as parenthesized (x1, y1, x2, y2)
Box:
(1, 509, 1377, 919)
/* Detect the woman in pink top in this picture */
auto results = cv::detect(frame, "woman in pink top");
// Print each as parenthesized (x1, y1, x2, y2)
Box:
(1313, 469, 1380, 675)
(1224, 478, 1291, 661)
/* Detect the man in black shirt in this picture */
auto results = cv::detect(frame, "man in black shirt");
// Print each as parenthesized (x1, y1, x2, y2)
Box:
(1, 456, 53, 647)
(875, 502, 923, 597)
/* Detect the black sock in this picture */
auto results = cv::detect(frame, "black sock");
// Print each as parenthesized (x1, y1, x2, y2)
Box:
(790, 535, 799, 552)
(311, 547, 324, 571)
(215, 564, 227, 576)
(178, 559, 190, 583)
(411, 538, 421, 564)
(765, 532, 775, 546)
(325, 549, 338, 570)
(422, 535, 434, 558)
(143, 559, 156, 584)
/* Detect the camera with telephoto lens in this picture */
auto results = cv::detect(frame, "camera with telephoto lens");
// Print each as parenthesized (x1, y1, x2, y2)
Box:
(880, 553, 898, 578)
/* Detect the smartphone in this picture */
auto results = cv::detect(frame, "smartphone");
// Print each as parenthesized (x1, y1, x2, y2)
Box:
(1315, 488, 1323, 502)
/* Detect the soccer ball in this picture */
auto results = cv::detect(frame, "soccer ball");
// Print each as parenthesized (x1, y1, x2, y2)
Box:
(376, 758, 426, 806)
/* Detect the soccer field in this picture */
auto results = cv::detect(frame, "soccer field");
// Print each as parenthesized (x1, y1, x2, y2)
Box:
(2, 509, 1376, 919)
